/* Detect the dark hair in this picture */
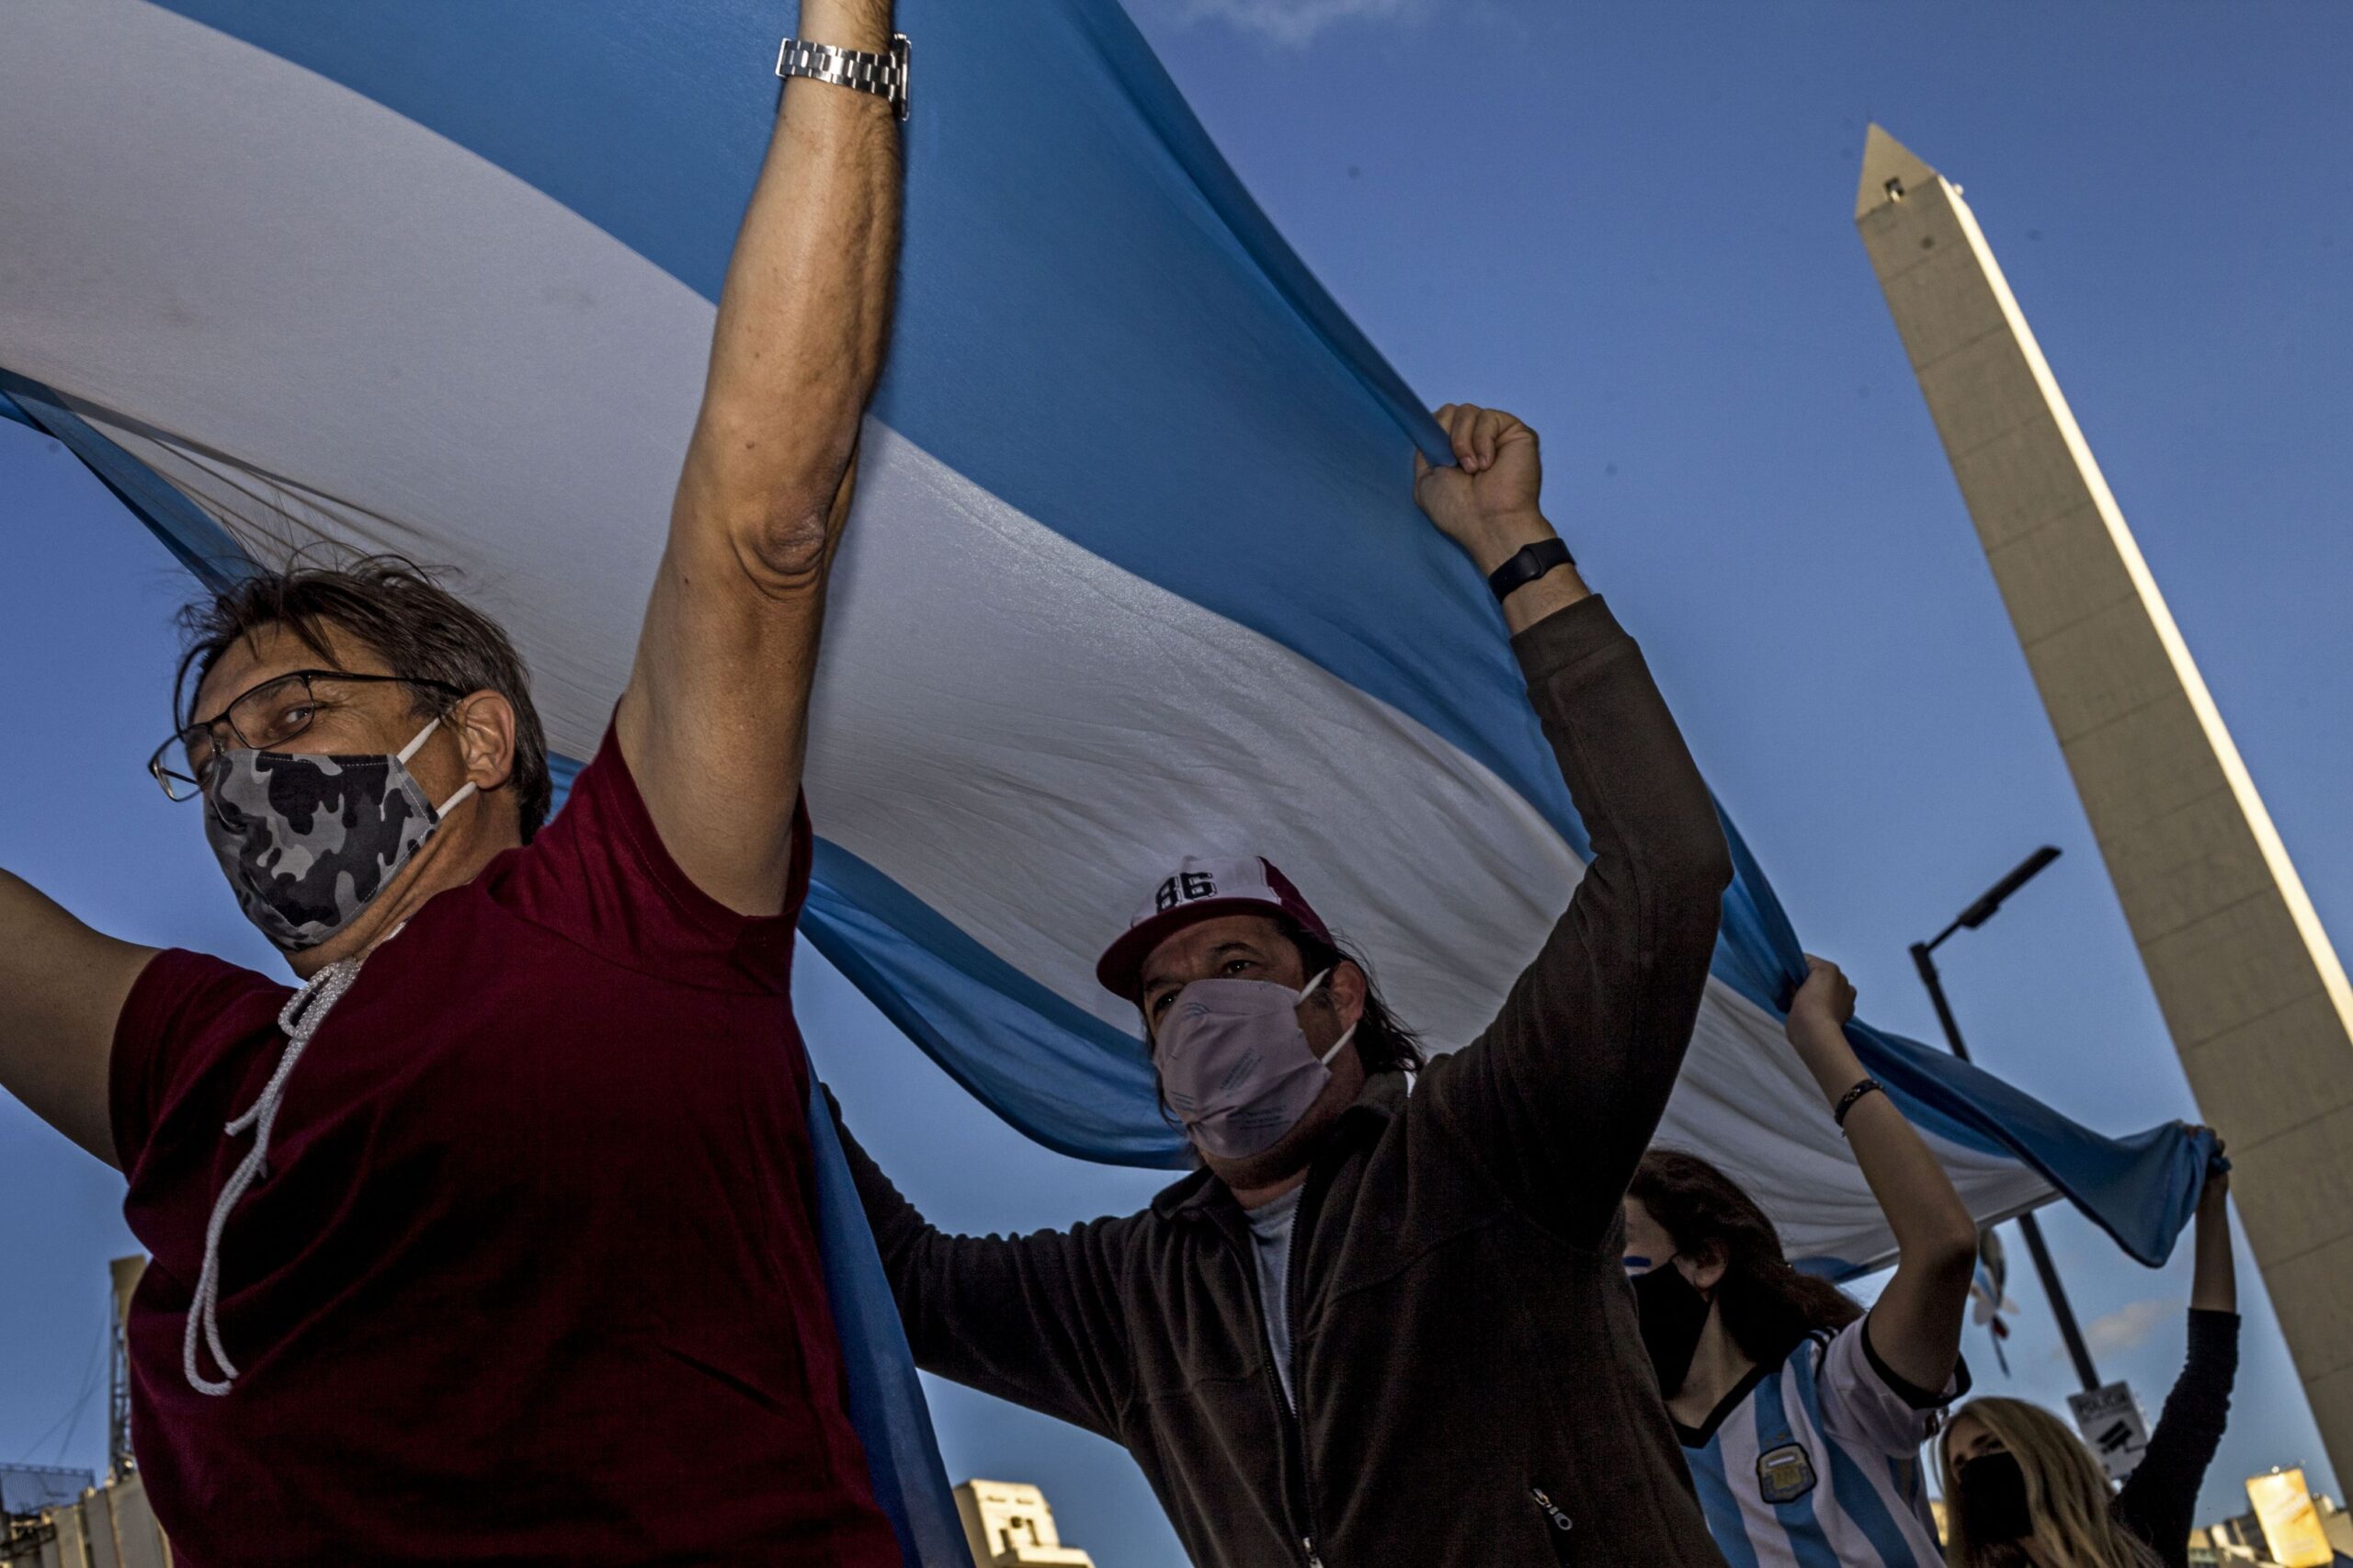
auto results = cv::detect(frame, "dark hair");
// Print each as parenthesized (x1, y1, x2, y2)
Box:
(1290, 927, 1427, 1077)
(174, 553, 552, 840)
(1628, 1148, 1860, 1366)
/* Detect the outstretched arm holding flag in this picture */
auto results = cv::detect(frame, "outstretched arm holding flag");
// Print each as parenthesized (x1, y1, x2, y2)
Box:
(1623, 959, 1979, 1568)
(835, 406, 1743, 1568)
(1942, 1144, 2239, 1568)
(0, 4, 913, 1561)
(620, 0, 901, 912)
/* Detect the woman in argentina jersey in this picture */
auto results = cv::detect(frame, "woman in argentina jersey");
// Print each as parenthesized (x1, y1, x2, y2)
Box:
(1624, 957, 1982, 1567)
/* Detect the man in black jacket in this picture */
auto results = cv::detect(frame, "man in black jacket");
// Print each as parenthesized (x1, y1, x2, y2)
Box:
(834, 403, 1735, 1567)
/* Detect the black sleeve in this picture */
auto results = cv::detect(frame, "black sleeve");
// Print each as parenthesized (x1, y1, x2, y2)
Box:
(2113, 1309, 2240, 1562)
(1417, 596, 1733, 1247)
(827, 1090, 1139, 1441)
(1861, 1313, 1973, 1411)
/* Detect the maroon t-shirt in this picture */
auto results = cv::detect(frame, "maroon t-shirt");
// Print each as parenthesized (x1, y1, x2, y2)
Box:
(109, 726, 901, 1566)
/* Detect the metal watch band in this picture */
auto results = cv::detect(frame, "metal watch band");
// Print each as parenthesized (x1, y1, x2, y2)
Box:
(775, 31, 911, 119)
(1485, 537, 1575, 602)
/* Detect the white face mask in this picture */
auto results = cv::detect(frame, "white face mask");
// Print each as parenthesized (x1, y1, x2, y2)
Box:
(1154, 969, 1358, 1160)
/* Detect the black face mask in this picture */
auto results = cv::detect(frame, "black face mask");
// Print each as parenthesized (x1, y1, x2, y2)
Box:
(1956, 1450, 2033, 1545)
(1631, 1258, 1713, 1397)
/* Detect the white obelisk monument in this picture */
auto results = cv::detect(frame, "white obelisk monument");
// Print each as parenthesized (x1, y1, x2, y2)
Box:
(1855, 124, 2353, 1474)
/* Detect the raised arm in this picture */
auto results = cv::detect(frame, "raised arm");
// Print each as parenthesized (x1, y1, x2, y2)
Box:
(827, 1096, 1136, 1440)
(1412, 405, 1733, 1246)
(0, 870, 156, 1168)
(619, 0, 903, 915)
(2187, 1139, 2236, 1314)
(2115, 1149, 2240, 1550)
(1785, 958, 1977, 1395)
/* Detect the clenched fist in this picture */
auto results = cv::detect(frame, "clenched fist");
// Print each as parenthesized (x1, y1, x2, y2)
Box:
(1412, 403, 1552, 574)
(1788, 955, 1859, 1037)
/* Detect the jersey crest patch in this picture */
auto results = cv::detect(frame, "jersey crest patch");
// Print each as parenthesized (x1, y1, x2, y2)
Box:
(1756, 1441, 1818, 1504)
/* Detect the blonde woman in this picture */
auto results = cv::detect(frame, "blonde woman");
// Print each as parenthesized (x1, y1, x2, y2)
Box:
(1938, 1142, 2237, 1568)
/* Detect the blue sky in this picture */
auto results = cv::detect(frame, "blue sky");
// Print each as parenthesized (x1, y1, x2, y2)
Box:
(4, 3, 2348, 1564)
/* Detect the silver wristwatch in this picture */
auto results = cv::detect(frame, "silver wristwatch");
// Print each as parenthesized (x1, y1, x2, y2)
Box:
(775, 31, 911, 120)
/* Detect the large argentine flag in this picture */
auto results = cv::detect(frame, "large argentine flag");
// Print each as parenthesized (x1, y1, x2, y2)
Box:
(2, 2, 2210, 1557)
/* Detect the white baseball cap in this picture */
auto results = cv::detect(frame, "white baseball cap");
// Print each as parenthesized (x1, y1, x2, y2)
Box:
(1095, 855, 1335, 1002)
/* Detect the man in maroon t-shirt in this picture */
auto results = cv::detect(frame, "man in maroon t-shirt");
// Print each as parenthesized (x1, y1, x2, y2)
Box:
(0, 3, 908, 1562)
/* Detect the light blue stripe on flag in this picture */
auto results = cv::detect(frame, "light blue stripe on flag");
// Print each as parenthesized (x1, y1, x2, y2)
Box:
(1711, 801, 2216, 1269)
(0, 369, 255, 593)
(802, 840, 1188, 1169)
(804, 1074, 965, 1567)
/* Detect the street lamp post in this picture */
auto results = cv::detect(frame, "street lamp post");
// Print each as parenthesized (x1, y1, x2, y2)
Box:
(1909, 845, 2104, 1394)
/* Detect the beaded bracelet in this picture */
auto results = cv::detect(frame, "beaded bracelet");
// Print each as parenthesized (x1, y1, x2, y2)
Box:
(1834, 1076, 1884, 1132)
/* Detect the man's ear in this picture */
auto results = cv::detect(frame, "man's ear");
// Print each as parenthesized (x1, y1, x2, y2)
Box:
(451, 689, 517, 795)
(1683, 1241, 1730, 1294)
(1327, 958, 1368, 1035)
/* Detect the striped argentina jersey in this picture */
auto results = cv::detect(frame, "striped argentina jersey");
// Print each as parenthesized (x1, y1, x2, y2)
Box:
(1678, 1316, 1968, 1567)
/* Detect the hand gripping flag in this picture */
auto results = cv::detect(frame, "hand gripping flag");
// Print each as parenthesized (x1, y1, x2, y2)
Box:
(0, 4, 2212, 1558)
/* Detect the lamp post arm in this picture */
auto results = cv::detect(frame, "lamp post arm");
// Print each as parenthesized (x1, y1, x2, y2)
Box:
(1908, 940, 1974, 1063)
(1906, 926, 2101, 1392)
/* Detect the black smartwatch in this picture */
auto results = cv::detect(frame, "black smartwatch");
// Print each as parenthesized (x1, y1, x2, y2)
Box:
(1486, 538, 1575, 602)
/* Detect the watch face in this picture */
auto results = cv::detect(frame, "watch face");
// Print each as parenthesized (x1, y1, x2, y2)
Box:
(1489, 540, 1569, 600)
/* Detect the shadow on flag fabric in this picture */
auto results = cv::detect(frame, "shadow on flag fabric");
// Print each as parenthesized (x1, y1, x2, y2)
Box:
(0, 2, 2214, 1558)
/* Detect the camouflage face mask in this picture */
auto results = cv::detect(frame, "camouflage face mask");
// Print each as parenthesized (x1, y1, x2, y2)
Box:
(201, 718, 477, 951)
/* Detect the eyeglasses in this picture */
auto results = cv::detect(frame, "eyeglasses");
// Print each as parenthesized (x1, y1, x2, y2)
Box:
(149, 669, 469, 801)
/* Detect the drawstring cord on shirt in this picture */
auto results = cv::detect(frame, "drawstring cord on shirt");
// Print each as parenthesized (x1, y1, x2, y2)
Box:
(183, 954, 367, 1396)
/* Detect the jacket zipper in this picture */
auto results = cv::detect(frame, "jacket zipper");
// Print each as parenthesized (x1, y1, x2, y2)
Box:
(1284, 1163, 1332, 1568)
(1530, 1484, 1574, 1563)
(1221, 1165, 1332, 1568)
